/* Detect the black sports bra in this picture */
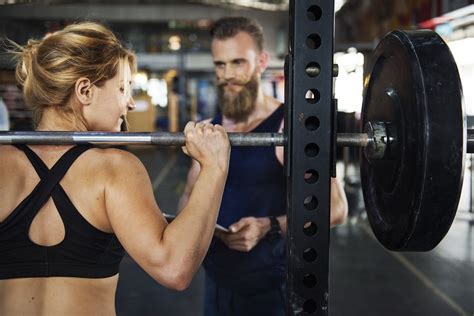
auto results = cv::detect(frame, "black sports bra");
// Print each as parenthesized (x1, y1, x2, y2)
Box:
(0, 145, 124, 279)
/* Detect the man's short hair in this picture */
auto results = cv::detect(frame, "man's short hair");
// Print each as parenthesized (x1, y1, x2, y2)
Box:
(210, 17, 264, 52)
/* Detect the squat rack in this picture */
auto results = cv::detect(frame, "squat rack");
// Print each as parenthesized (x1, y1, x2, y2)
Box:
(285, 1, 334, 314)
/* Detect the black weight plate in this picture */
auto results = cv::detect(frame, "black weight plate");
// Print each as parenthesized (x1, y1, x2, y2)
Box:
(360, 30, 465, 251)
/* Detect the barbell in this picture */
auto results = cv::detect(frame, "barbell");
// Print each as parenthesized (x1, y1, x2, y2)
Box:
(0, 129, 407, 150)
(0, 29, 468, 252)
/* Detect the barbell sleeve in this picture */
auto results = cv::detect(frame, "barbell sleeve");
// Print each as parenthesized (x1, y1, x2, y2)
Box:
(336, 133, 370, 148)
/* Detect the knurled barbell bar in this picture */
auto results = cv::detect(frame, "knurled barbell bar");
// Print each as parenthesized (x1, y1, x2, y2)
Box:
(0, 29, 467, 252)
(0, 130, 369, 147)
(0, 131, 286, 147)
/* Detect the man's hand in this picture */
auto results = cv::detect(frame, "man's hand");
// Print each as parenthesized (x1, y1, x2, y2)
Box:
(215, 217, 271, 252)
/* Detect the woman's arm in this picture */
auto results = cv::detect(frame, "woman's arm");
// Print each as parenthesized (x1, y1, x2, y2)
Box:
(104, 123, 229, 290)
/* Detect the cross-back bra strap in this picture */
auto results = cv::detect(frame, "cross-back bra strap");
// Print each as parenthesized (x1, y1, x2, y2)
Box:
(14, 145, 93, 217)
(47, 145, 93, 183)
(13, 144, 49, 178)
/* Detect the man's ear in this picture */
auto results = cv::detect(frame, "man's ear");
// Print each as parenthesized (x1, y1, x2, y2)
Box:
(256, 50, 269, 74)
(74, 77, 94, 105)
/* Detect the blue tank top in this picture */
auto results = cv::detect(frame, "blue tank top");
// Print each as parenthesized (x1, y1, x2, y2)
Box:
(0, 145, 125, 279)
(204, 104, 286, 294)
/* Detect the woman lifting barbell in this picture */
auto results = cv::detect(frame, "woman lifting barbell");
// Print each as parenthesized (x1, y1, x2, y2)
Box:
(0, 21, 230, 315)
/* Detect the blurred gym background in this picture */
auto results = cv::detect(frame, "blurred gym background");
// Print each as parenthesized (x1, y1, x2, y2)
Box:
(0, 1, 473, 315)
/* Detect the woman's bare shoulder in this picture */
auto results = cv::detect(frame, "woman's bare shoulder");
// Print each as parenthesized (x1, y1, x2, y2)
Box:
(83, 147, 147, 178)
(0, 144, 22, 154)
(85, 146, 143, 165)
(0, 145, 26, 165)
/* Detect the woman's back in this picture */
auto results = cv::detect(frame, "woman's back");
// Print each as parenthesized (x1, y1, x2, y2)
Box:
(0, 144, 123, 316)
(0, 275, 118, 316)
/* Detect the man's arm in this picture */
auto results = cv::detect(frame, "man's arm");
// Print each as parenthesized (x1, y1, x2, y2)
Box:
(329, 177, 348, 226)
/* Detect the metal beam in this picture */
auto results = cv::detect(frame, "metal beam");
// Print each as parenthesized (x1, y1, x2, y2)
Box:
(286, 0, 334, 314)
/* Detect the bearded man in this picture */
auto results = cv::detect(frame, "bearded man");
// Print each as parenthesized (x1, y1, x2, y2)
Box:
(179, 17, 348, 316)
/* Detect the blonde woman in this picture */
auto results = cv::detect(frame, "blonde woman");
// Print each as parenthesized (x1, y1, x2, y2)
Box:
(0, 22, 230, 316)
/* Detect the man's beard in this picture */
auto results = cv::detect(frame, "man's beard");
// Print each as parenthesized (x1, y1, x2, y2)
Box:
(217, 75, 259, 121)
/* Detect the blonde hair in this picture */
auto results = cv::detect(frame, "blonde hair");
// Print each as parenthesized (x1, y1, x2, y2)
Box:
(11, 21, 136, 127)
